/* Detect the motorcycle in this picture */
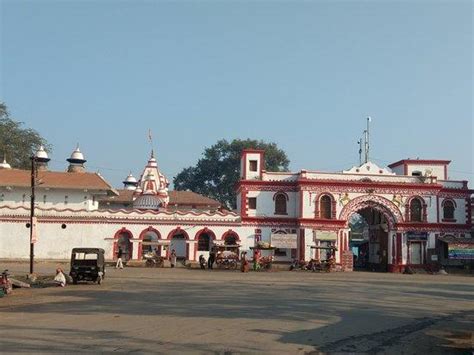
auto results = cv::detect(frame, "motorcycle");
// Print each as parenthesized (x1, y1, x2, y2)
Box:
(0, 269, 13, 296)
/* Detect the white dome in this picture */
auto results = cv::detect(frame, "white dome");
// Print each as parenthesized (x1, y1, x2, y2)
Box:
(35, 146, 49, 160)
(124, 173, 137, 183)
(133, 194, 165, 210)
(70, 147, 85, 161)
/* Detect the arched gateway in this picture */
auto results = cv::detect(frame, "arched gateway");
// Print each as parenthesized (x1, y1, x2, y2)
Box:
(339, 195, 403, 272)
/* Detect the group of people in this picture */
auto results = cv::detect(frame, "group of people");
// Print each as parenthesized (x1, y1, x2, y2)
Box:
(199, 248, 217, 270)
(116, 246, 181, 269)
(114, 246, 254, 273)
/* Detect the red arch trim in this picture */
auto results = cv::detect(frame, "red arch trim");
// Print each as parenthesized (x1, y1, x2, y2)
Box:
(272, 191, 289, 201)
(314, 192, 337, 219)
(113, 227, 133, 260)
(194, 227, 217, 241)
(138, 226, 161, 258)
(441, 198, 457, 208)
(221, 229, 240, 241)
(167, 227, 190, 240)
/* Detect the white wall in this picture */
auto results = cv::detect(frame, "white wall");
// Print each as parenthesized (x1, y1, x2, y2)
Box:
(0, 187, 101, 211)
(246, 191, 297, 218)
(406, 164, 446, 179)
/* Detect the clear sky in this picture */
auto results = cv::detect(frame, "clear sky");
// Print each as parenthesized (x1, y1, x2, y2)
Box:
(1, 0, 472, 187)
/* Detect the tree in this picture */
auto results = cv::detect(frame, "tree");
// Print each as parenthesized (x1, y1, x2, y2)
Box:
(173, 139, 290, 209)
(0, 102, 51, 169)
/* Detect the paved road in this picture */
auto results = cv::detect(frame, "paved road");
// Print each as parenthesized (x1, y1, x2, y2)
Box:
(0, 263, 473, 354)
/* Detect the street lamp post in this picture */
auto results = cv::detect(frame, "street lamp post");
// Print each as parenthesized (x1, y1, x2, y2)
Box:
(29, 147, 49, 275)
(29, 157, 35, 274)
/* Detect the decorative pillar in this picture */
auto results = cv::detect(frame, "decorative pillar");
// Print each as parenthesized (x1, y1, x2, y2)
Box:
(299, 229, 305, 261)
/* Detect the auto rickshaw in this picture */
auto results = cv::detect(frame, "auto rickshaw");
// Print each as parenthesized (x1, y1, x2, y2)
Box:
(69, 248, 105, 285)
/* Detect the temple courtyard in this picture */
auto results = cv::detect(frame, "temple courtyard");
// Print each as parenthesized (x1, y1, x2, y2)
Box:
(0, 264, 473, 354)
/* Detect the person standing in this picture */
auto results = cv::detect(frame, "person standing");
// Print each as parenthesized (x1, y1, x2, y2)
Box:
(199, 254, 206, 270)
(116, 247, 124, 269)
(208, 247, 216, 270)
(240, 251, 249, 273)
(170, 249, 177, 268)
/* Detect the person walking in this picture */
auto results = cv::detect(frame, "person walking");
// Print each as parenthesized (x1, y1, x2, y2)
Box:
(116, 247, 124, 269)
(170, 249, 177, 268)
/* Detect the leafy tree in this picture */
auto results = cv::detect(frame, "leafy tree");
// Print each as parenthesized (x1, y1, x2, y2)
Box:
(174, 139, 290, 209)
(0, 102, 51, 169)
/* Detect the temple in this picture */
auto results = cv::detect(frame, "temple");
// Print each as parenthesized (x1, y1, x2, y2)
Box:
(0, 144, 472, 272)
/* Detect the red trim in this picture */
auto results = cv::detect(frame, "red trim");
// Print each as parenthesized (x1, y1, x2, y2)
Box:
(221, 229, 240, 241)
(396, 233, 402, 264)
(444, 165, 448, 179)
(405, 196, 427, 222)
(299, 229, 305, 260)
(167, 227, 190, 259)
(314, 192, 336, 219)
(238, 178, 445, 192)
(441, 198, 457, 208)
(194, 227, 217, 241)
(299, 189, 303, 218)
(272, 191, 289, 201)
(112, 227, 133, 261)
(436, 195, 440, 223)
(137, 226, 161, 258)
(194, 227, 216, 260)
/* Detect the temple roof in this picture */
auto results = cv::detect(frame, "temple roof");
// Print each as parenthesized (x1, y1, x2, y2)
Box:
(0, 169, 117, 194)
(98, 189, 222, 208)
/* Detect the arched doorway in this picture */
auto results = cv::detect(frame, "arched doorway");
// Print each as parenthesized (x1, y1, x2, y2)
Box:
(349, 208, 390, 271)
(222, 230, 240, 256)
(168, 228, 189, 261)
(340, 195, 403, 272)
(139, 227, 161, 259)
(194, 228, 216, 260)
(114, 228, 133, 261)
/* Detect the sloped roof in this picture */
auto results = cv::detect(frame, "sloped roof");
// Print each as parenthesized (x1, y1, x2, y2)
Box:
(98, 189, 222, 207)
(0, 169, 117, 194)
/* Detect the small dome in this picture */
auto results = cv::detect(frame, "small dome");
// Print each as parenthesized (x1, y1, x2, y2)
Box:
(0, 157, 11, 169)
(67, 145, 86, 164)
(35, 146, 49, 160)
(133, 194, 165, 210)
(123, 173, 138, 190)
(124, 173, 137, 184)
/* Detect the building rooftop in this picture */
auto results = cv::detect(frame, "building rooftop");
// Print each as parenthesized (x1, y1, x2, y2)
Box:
(0, 169, 117, 194)
(98, 189, 222, 208)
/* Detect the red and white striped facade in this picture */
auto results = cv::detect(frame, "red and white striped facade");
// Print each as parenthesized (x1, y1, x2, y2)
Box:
(237, 149, 472, 272)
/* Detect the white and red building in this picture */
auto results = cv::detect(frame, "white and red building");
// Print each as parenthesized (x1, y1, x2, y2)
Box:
(0, 146, 472, 272)
(237, 149, 473, 272)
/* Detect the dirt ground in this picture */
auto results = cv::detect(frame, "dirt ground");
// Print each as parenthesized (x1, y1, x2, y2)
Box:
(0, 262, 473, 354)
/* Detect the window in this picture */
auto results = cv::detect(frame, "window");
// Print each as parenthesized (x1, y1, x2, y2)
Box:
(443, 200, 455, 220)
(64, 195, 68, 205)
(249, 160, 258, 172)
(248, 197, 257, 209)
(274, 193, 287, 215)
(412, 171, 422, 177)
(43, 195, 47, 204)
(320, 195, 332, 219)
(410, 198, 423, 222)
(224, 234, 237, 245)
(198, 234, 211, 251)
